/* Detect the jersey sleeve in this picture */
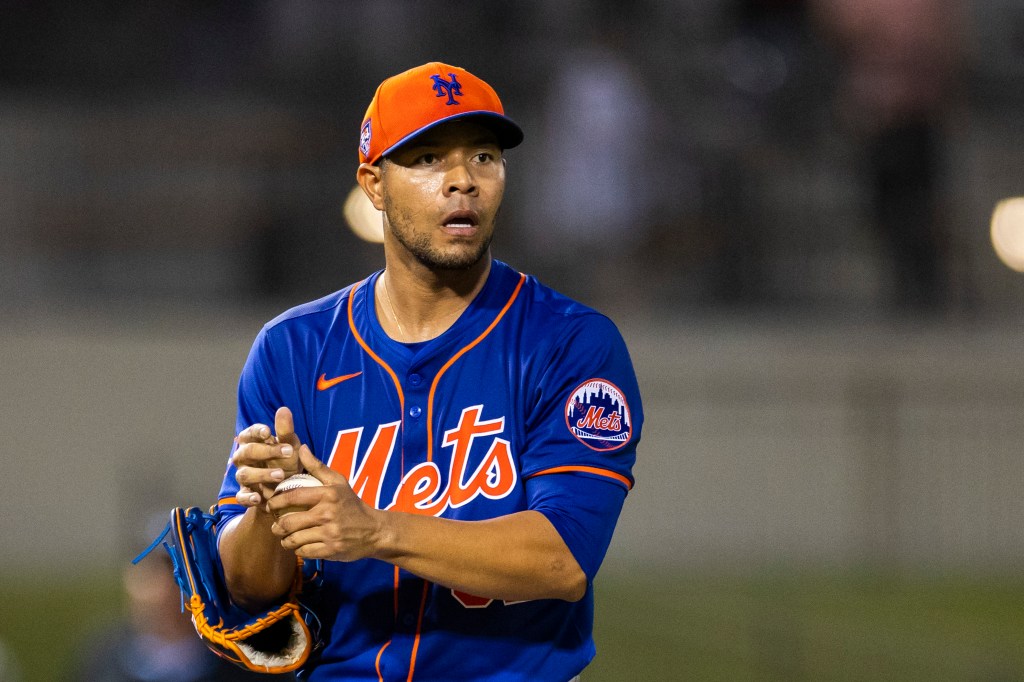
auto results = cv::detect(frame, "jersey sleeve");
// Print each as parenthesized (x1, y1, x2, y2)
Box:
(527, 472, 627, 582)
(521, 312, 643, 491)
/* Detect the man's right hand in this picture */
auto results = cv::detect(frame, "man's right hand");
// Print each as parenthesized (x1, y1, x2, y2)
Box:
(232, 406, 305, 507)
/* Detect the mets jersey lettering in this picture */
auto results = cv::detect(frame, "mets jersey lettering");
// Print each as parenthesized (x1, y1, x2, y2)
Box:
(327, 406, 517, 516)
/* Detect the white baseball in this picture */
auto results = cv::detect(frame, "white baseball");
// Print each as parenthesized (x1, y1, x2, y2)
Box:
(273, 473, 323, 516)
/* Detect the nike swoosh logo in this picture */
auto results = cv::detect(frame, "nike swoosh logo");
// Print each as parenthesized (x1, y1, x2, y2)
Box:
(317, 371, 362, 391)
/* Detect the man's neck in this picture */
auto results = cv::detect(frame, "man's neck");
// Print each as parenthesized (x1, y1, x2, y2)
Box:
(376, 254, 492, 343)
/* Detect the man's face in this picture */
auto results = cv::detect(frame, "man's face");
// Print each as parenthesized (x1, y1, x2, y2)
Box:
(377, 120, 505, 272)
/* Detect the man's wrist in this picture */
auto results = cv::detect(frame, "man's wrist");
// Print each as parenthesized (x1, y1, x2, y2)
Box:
(371, 509, 399, 562)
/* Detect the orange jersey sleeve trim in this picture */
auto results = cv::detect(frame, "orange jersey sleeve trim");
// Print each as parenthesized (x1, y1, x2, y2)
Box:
(526, 465, 634, 490)
(217, 496, 240, 507)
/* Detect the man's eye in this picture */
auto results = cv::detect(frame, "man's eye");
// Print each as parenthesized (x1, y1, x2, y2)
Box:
(416, 153, 438, 165)
(475, 153, 494, 163)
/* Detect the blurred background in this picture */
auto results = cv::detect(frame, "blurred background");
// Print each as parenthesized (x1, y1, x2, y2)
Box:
(2, 0, 1024, 680)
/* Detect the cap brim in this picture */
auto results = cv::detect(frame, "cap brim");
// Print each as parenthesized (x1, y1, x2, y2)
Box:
(380, 111, 524, 162)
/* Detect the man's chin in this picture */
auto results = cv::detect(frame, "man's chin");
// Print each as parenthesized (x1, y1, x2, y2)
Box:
(415, 244, 491, 272)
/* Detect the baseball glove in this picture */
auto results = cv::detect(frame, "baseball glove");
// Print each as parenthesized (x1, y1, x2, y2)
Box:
(133, 506, 312, 674)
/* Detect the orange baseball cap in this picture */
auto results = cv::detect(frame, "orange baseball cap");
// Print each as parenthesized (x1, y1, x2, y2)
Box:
(358, 62, 523, 165)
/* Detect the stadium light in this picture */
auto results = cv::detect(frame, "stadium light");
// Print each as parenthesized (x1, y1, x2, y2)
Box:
(991, 197, 1024, 273)
(344, 185, 384, 243)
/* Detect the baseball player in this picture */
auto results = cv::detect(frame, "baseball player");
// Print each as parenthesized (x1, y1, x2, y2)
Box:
(215, 62, 643, 681)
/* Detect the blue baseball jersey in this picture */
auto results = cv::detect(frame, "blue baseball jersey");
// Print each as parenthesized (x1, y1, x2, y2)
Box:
(216, 260, 643, 682)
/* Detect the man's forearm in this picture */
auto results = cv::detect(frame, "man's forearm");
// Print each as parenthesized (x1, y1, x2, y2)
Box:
(220, 506, 298, 612)
(373, 510, 586, 603)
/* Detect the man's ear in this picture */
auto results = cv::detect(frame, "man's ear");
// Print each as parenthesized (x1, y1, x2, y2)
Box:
(356, 162, 385, 211)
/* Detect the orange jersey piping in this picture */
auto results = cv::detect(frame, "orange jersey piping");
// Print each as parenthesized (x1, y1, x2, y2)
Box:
(397, 272, 524, 680)
(349, 278, 409, 678)
(362, 272, 526, 680)
(425, 272, 526, 462)
(526, 465, 634, 490)
(348, 278, 406, 414)
(406, 580, 430, 682)
(374, 640, 391, 682)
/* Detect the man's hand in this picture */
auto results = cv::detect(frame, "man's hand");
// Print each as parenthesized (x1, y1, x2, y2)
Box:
(233, 406, 305, 507)
(268, 445, 387, 562)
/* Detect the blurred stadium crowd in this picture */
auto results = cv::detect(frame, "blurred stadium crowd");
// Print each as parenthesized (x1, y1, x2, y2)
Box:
(3, 0, 1023, 321)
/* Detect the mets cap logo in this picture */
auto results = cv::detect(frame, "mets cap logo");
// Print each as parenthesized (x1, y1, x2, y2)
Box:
(430, 73, 463, 105)
(359, 120, 372, 158)
(565, 379, 632, 451)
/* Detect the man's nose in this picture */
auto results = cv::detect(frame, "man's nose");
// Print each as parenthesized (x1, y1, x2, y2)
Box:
(443, 159, 477, 196)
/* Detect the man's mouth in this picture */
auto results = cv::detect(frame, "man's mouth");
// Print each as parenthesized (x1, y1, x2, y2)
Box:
(441, 210, 480, 233)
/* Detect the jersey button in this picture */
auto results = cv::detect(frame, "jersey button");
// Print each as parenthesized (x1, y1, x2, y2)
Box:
(409, 405, 422, 418)
(409, 373, 422, 386)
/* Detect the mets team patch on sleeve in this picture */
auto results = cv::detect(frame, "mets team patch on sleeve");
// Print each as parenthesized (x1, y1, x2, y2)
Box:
(565, 379, 633, 451)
